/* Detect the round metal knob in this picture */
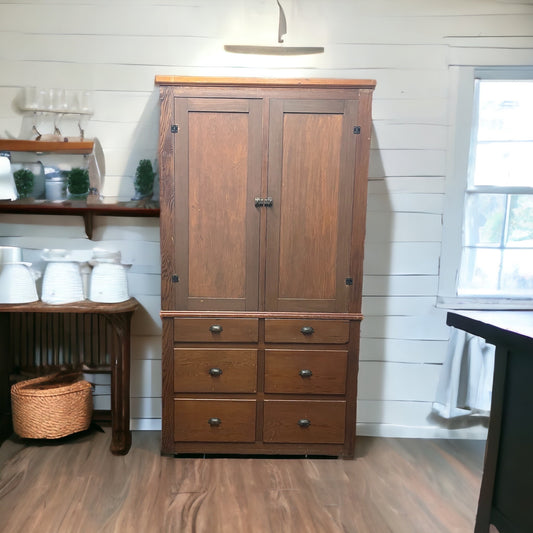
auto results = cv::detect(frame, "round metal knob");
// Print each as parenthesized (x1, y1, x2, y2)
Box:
(208, 367, 223, 377)
(209, 324, 223, 334)
(297, 419, 311, 428)
(300, 326, 314, 335)
(208, 417, 222, 427)
(299, 369, 313, 378)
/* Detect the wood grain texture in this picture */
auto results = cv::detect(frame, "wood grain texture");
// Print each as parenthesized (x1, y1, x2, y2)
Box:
(264, 318, 350, 344)
(0, 432, 484, 533)
(174, 348, 257, 393)
(265, 97, 359, 313)
(264, 349, 347, 395)
(172, 97, 262, 311)
(172, 317, 259, 343)
(155, 76, 377, 89)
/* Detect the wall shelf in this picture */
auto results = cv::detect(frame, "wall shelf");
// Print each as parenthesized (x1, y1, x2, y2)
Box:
(0, 139, 159, 238)
(0, 198, 160, 239)
(0, 139, 94, 155)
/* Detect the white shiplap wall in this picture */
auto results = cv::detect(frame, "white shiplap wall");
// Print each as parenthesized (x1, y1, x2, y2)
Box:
(1, 0, 532, 436)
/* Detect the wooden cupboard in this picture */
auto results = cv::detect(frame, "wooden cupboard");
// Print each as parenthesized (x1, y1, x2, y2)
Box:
(157, 76, 375, 457)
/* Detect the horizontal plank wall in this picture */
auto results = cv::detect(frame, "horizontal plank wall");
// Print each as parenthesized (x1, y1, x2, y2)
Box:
(1, 0, 532, 437)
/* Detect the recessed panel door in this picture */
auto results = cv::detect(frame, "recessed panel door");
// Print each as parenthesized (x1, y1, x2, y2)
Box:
(265, 98, 359, 312)
(173, 98, 262, 311)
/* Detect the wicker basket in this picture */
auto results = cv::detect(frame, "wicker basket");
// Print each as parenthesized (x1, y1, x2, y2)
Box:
(11, 374, 93, 439)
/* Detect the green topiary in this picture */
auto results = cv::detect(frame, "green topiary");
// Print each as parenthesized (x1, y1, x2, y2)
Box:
(133, 159, 155, 199)
(13, 168, 34, 198)
(67, 167, 90, 196)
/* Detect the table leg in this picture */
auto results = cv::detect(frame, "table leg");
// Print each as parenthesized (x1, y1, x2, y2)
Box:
(105, 311, 134, 455)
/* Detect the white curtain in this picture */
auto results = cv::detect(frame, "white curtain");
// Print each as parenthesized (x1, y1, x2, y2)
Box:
(432, 327, 495, 419)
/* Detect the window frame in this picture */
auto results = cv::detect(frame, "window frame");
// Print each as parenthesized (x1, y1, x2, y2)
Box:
(437, 66, 533, 310)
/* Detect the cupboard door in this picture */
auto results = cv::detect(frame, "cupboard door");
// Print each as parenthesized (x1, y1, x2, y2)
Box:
(173, 97, 262, 311)
(265, 98, 359, 313)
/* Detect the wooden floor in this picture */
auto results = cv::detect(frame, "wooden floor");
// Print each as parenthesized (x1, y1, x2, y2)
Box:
(0, 428, 485, 533)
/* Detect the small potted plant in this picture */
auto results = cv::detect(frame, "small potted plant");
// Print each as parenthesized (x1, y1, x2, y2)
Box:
(13, 168, 34, 198)
(67, 167, 90, 199)
(132, 159, 155, 200)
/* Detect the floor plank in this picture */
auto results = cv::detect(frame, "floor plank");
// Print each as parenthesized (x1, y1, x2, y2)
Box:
(0, 429, 485, 533)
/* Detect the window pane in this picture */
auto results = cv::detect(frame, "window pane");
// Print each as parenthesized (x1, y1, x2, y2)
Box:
(500, 249, 533, 294)
(458, 248, 501, 294)
(472, 141, 533, 187)
(476, 80, 533, 142)
(507, 195, 533, 246)
(464, 193, 505, 246)
(471, 80, 533, 187)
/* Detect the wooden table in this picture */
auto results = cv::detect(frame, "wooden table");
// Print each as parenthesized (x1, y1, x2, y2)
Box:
(0, 298, 139, 455)
(447, 311, 533, 533)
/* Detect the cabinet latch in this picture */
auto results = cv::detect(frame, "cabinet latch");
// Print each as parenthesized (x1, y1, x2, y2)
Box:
(171, 125, 178, 133)
(353, 126, 361, 134)
(171, 275, 179, 283)
(255, 197, 273, 208)
(345, 277, 353, 285)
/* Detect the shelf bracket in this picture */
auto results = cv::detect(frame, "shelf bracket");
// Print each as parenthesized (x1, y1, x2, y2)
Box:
(83, 213, 94, 239)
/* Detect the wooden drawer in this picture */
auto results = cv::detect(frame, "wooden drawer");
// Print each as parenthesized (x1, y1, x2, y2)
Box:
(174, 399, 256, 442)
(264, 349, 347, 395)
(263, 400, 345, 444)
(265, 319, 349, 344)
(174, 348, 257, 393)
(173, 318, 259, 343)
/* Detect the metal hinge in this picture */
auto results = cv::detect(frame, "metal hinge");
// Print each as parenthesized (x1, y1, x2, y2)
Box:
(171, 125, 178, 133)
(353, 126, 361, 134)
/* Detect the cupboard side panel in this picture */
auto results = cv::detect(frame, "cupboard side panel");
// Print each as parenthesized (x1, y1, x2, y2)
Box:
(159, 86, 176, 311)
(349, 89, 374, 314)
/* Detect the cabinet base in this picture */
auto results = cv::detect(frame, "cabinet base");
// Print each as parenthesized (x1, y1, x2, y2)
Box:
(161, 441, 354, 458)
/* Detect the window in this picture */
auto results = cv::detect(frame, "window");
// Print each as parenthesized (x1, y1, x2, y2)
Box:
(438, 68, 533, 308)
(459, 79, 533, 296)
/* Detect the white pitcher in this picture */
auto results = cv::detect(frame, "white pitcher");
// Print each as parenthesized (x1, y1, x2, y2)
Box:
(0, 262, 40, 303)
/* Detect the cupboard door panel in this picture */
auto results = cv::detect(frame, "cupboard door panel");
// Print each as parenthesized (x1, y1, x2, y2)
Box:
(265, 99, 358, 313)
(173, 97, 262, 311)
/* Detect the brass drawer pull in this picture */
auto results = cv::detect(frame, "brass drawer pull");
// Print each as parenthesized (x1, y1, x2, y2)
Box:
(299, 369, 313, 378)
(297, 419, 311, 428)
(300, 326, 314, 335)
(208, 367, 223, 377)
(208, 417, 222, 427)
(209, 324, 223, 334)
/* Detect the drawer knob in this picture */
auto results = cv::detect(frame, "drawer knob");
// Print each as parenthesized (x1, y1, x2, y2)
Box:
(300, 326, 314, 335)
(297, 419, 311, 428)
(208, 367, 223, 377)
(299, 369, 313, 378)
(209, 324, 223, 334)
(208, 417, 222, 427)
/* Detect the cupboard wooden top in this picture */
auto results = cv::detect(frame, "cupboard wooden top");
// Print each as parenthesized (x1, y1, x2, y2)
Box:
(155, 76, 376, 90)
